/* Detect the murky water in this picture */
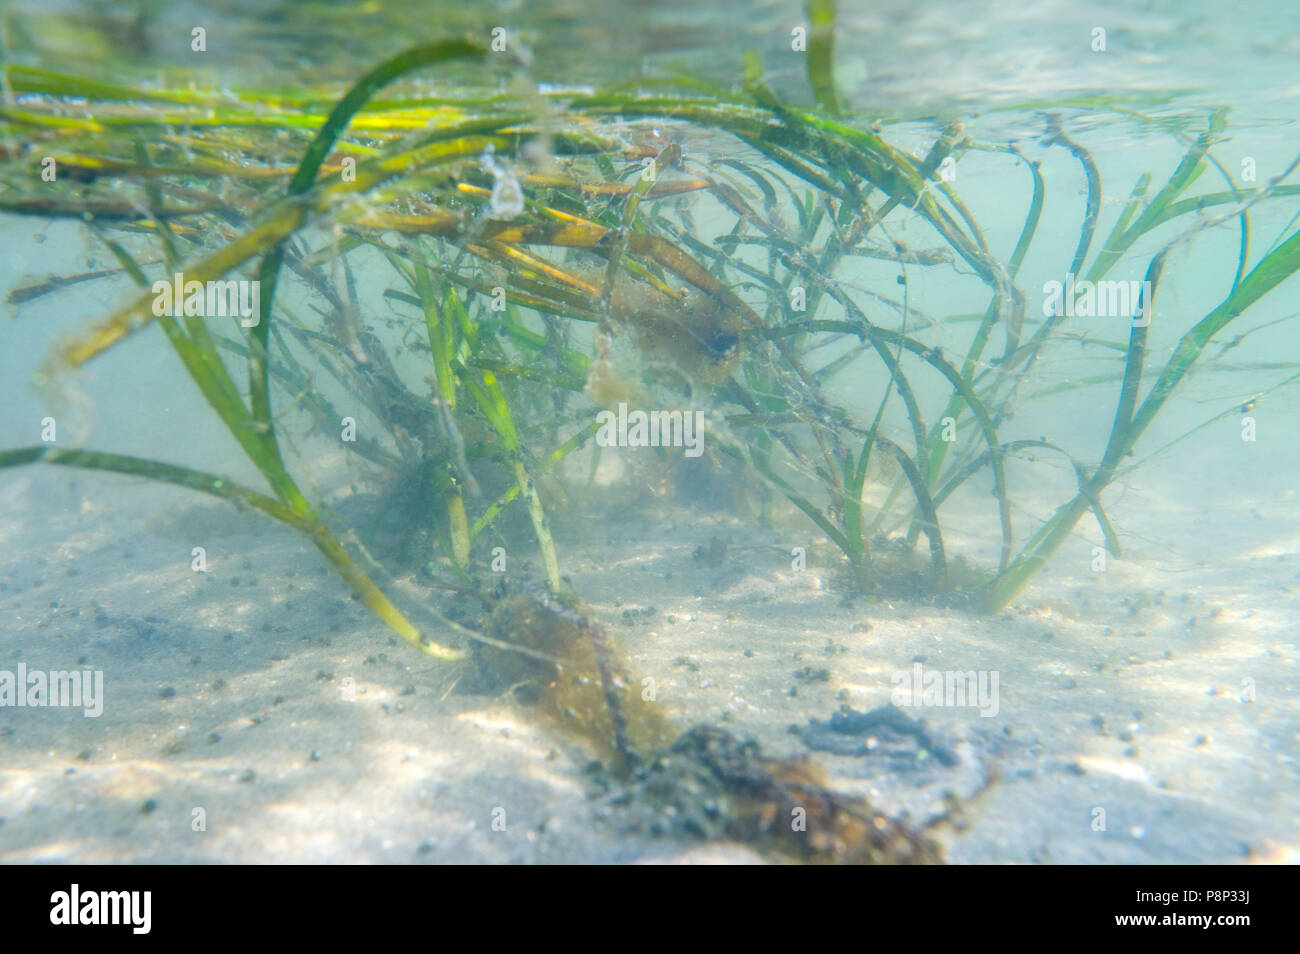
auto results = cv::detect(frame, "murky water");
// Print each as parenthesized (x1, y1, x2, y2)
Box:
(1, 1, 1297, 864)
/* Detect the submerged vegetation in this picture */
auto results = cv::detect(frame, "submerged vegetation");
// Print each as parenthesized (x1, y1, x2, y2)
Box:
(3, 3, 1299, 861)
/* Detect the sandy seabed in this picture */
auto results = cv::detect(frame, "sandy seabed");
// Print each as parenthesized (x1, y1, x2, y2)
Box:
(1, 437, 1297, 865)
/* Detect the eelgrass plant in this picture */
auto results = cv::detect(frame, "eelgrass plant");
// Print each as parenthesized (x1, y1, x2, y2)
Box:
(7, 3, 1300, 865)
(4, 7, 1300, 665)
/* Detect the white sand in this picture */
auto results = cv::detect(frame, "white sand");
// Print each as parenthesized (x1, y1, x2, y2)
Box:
(1, 423, 1297, 864)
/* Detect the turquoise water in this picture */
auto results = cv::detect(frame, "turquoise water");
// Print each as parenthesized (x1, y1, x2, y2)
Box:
(0, 1, 1297, 864)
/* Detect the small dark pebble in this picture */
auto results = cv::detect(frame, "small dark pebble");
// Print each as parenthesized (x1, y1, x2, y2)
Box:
(792, 666, 831, 682)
